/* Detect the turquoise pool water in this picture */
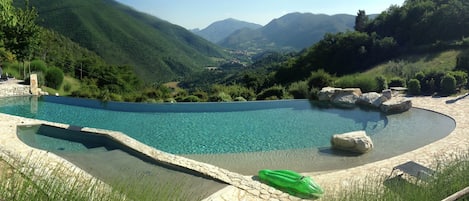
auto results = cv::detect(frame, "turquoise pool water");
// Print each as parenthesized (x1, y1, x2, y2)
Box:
(2, 96, 455, 174)
(0, 96, 387, 154)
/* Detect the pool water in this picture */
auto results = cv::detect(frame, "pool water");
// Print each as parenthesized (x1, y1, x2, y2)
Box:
(1, 96, 387, 154)
(1, 96, 456, 174)
(16, 124, 225, 199)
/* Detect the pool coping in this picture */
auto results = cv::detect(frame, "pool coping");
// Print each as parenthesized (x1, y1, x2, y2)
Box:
(0, 95, 468, 201)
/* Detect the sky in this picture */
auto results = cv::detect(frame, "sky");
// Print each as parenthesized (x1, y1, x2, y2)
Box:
(115, 0, 406, 30)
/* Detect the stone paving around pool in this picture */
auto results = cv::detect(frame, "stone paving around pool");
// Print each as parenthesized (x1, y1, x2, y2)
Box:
(0, 81, 468, 201)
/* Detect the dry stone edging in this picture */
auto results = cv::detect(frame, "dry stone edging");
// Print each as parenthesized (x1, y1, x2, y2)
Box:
(317, 87, 412, 114)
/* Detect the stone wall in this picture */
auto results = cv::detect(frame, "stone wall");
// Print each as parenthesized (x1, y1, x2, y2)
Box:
(0, 83, 31, 97)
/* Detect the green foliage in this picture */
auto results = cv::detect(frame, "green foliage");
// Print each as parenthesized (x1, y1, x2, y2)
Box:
(0, 156, 202, 201)
(288, 81, 309, 99)
(192, 90, 209, 102)
(63, 83, 72, 92)
(330, 153, 469, 201)
(233, 96, 247, 101)
(21, 0, 226, 82)
(420, 70, 446, 94)
(30, 59, 47, 73)
(181, 95, 200, 102)
(367, 0, 469, 46)
(209, 92, 232, 102)
(2, 0, 40, 63)
(456, 49, 469, 72)
(256, 85, 286, 100)
(354, 10, 369, 32)
(407, 79, 421, 95)
(307, 69, 334, 90)
(295, 31, 397, 77)
(45, 67, 64, 89)
(415, 71, 425, 82)
(210, 84, 256, 101)
(375, 75, 388, 91)
(440, 74, 457, 95)
(334, 75, 378, 92)
(388, 77, 406, 87)
(448, 70, 468, 89)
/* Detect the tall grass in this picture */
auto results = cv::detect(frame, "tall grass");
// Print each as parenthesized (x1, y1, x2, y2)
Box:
(329, 153, 469, 201)
(0, 155, 202, 201)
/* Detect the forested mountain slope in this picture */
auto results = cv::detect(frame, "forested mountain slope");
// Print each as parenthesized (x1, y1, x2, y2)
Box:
(219, 13, 355, 52)
(20, 0, 227, 82)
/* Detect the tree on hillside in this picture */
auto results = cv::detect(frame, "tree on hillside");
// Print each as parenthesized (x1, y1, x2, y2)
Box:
(354, 10, 368, 32)
(2, 0, 40, 77)
(0, 0, 17, 62)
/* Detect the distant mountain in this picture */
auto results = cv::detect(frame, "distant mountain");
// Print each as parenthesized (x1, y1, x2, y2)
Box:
(193, 18, 262, 43)
(19, 0, 226, 82)
(219, 12, 356, 52)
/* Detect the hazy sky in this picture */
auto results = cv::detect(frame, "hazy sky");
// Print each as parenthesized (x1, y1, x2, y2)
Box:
(115, 0, 406, 30)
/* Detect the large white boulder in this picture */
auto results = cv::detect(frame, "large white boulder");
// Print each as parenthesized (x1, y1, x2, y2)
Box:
(380, 97, 412, 114)
(332, 94, 360, 108)
(331, 131, 373, 154)
(318, 87, 362, 107)
(356, 92, 389, 108)
(317, 87, 341, 101)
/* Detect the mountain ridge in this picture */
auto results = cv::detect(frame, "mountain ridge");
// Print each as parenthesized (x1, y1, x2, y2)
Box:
(219, 12, 356, 52)
(192, 18, 262, 43)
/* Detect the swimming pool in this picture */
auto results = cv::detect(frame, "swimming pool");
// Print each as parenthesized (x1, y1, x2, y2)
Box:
(1, 96, 387, 154)
(0, 96, 455, 174)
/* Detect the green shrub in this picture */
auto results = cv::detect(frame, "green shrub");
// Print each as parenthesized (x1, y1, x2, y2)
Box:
(407, 79, 421, 95)
(388, 77, 406, 87)
(440, 74, 457, 95)
(456, 49, 469, 72)
(192, 90, 208, 102)
(307, 69, 334, 90)
(30, 59, 47, 73)
(309, 87, 320, 100)
(181, 95, 200, 102)
(375, 75, 388, 91)
(63, 83, 72, 92)
(45, 67, 64, 89)
(209, 92, 232, 102)
(211, 84, 255, 101)
(233, 96, 247, 101)
(288, 81, 309, 99)
(334, 75, 378, 92)
(415, 71, 425, 82)
(256, 85, 285, 100)
(449, 70, 468, 89)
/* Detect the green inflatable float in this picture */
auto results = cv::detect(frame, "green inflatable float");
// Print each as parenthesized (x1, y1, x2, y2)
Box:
(258, 169, 324, 199)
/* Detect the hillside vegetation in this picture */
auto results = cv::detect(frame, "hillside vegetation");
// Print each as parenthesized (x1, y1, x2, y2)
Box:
(3, 0, 469, 103)
(17, 0, 227, 82)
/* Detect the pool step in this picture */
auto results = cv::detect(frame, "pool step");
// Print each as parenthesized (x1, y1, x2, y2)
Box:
(87, 146, 111, 153)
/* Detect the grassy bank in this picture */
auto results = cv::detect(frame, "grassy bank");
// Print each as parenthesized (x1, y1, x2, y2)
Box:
(0, 156, 201, 201)
(329, 153, 469, 201)
(1, 152, 468, 200)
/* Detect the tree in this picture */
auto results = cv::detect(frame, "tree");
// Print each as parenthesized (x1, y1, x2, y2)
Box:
(45, 67, 64, 89)
(0, 0, 17, 62)
(354, 10, 369, 32)
(2, 0, 40, 77)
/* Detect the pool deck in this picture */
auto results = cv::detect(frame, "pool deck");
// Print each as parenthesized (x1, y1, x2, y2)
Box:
(0, 82, 468, 201)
